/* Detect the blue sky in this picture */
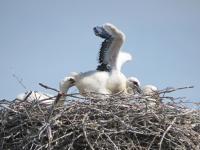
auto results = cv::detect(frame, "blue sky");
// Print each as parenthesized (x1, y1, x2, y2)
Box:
(0, 0, 199, 103)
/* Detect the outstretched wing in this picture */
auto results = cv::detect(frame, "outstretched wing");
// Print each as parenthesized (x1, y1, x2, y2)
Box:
(96, 38, 113, 71)
(94, 23, 125, 71)
(116, 51, 132, 71)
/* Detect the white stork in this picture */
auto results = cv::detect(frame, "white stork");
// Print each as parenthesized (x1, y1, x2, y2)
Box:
(61, 23, 133, 97)
(142, 85, 160, 106)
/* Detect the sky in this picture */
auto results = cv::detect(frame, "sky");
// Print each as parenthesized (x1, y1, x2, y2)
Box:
(0, 0, 199, 105)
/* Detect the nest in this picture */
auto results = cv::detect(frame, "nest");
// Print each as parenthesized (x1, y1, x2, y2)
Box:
(0, 86, 199, 150)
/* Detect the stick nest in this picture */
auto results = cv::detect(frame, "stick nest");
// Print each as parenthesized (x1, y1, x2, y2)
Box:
(0, 87, 199, 150)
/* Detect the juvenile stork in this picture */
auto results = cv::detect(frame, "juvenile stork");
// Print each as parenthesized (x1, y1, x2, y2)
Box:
(61, 23, 132, 97)
(142, 85, 160, 107)
(94, 23, 132, 94)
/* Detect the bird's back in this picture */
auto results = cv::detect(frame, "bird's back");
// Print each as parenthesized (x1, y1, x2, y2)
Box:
(106, 70, 127, 94)
(75, 71, 110, 95)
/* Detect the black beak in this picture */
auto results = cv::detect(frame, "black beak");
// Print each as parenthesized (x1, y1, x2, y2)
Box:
(131, 81, 142, 94)
(135, 86, 142, 94)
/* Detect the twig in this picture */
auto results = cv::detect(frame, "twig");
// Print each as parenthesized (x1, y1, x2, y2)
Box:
(39, 83, 59, 92)
(104, 133, 119, 150)
(47, 124, 53, 150)
(46, 93, 62, 121)
(12, 73, 27, 90)
(159, 117, 177, 150)
(0, 104, 20, 113)
(159, 86, 194, 94)
(0, 85, 199, 149)
(82, 113, 95, 150)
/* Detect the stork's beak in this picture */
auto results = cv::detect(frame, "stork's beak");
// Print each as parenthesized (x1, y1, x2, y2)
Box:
(135, 86, 142, 94)
(93, 26, 111, 39)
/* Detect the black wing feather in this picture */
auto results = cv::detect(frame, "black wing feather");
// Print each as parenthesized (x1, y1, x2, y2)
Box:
(93, 26, 113, 72)
(96, 38, 113, 71)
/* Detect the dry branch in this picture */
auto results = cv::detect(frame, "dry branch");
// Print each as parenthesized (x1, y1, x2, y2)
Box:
(0, 86, 199, 150)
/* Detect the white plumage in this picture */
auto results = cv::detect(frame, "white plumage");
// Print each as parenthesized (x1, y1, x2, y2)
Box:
(142, 85, 160, 106)
(16, 76, 75, 106)
(142, 85, 158, 95)
(61, 23, 132, 97)
(16, 91, 54, 105)
(126, 76, 141, 94)
(68, 71, 110, 96)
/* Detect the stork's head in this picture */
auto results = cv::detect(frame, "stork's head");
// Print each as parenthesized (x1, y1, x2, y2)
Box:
(142, 85, 160, 106)
(127, 77, 142, 94)
(142, 85, 158, 95)
(128, 77, 141, 87)
(59, 76, 75, 94)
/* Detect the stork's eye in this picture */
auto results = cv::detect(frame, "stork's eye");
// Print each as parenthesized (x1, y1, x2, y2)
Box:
(132, 81, 139, 86)
(69, 78, 75, 83)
